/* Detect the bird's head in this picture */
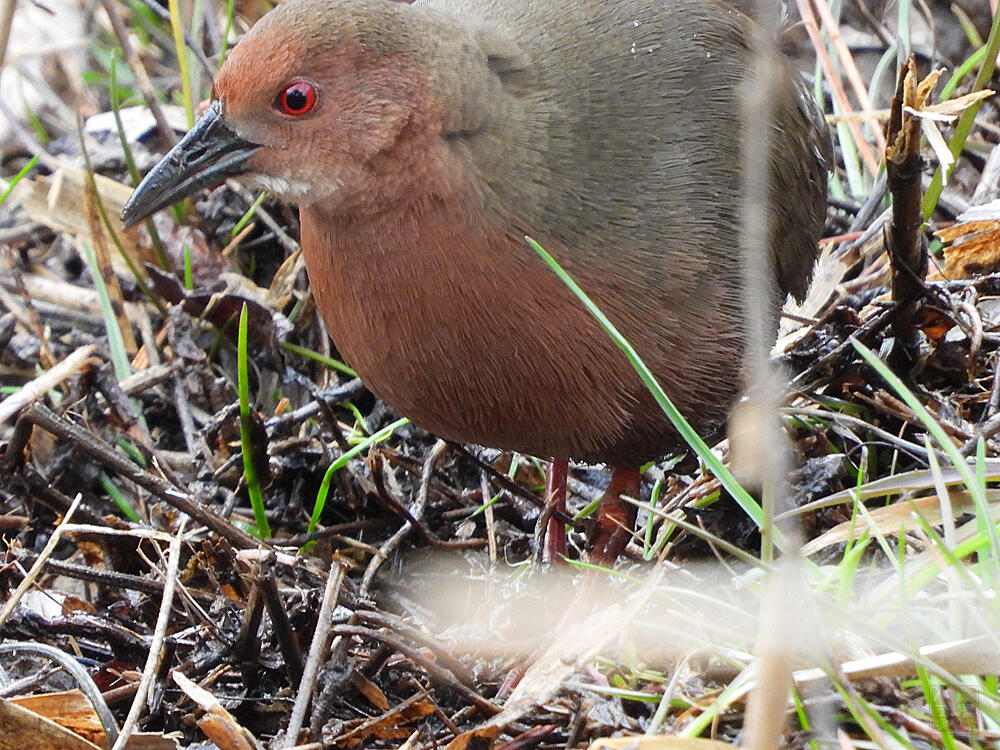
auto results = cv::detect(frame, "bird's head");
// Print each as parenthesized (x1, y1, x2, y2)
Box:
(122, 0, 501, 226)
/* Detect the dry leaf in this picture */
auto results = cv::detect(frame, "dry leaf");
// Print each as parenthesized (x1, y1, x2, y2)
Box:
(268, 249, 305, 309)
(801, 490, 1000, 556)
(0, 697, 103, 750)
(8, 691, 105, 746)
(924, 88, 995, 117)
(172, 672, 261, 750)
(931, 220, 1000, 280)
(442, 725, 503, 750)
(781, 459, 1000, 518)
(350, 669, 390, 711)
(334, 693, 436, 746)
(10, 164, 159, 274)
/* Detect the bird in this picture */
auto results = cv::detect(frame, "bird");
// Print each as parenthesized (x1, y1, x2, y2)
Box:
(122, 0, 829, 564)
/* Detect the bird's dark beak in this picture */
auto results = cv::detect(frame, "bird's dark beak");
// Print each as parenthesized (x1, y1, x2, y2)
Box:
(121, 101, 260, 228)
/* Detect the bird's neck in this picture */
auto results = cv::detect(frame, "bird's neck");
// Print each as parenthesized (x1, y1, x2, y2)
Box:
(300, 174, 503, 292)
(297, 154, 507, 357)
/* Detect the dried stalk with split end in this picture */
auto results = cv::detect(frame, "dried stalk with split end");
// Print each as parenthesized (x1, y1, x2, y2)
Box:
(885, 57, 936, 366)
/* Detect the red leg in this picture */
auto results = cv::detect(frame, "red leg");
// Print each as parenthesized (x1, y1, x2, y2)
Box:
(542, 458, 569, 563)
(589, 467, 641, 565)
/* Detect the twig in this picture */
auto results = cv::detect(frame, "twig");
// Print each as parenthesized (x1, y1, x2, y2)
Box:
(356, 610, 477, 687)
(172, 375, 204, 460)
(0, 493, 83, 631)
(855, 390, 977, 445)
(111, 519, 186, 750)
(360, 439, 447, 595)
(446, 441, 578, 523)
(259, 554, 304, 684)
(0, 344, 96, 423)
(787, 308, 895, 392)
(376, 448, 466, 506)
(960, 408, 1000, 456)
(0, 267, 55, 367)
(370, 453, 486, 550)
(264, 517, 387, 547)
(0, 641, 119, 743)
(329, 625, 500, 715)
(13, 550, 182, 598)
(10, 403, 264, 550)
(6, 466, 110, 527)
(235, 581, 265, 665)
(481, 471, 497, 563)
(227, 181, 300, 254)
(281, 559, 346, 748)
(789, 406, 936, 462)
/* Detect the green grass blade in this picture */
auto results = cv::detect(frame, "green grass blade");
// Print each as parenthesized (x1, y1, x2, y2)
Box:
(220, 0, 236, 63)
(0, 154, 39, 205)
(306, 416, 409, 542)
(232, 192, 266, 239)
(525, 236, 763, 528)
(238, 303, 271, 538)
(922, 5, 1000, 218)
(80, 241, 132, 382)
(280, 341, 358, 377)
(852, 338, 999, 562)
(99, 471, 141, 522)
(168, 0, 195, 127)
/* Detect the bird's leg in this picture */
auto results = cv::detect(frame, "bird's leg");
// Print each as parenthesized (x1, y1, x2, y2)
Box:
(589, 467, 641, 565)
(542, 458, 569, 563)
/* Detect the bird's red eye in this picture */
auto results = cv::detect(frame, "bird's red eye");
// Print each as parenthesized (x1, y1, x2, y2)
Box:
(275, 81, 317, 116)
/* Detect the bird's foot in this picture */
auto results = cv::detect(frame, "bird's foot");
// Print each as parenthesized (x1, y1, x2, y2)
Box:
(588, 467, 641, 566)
